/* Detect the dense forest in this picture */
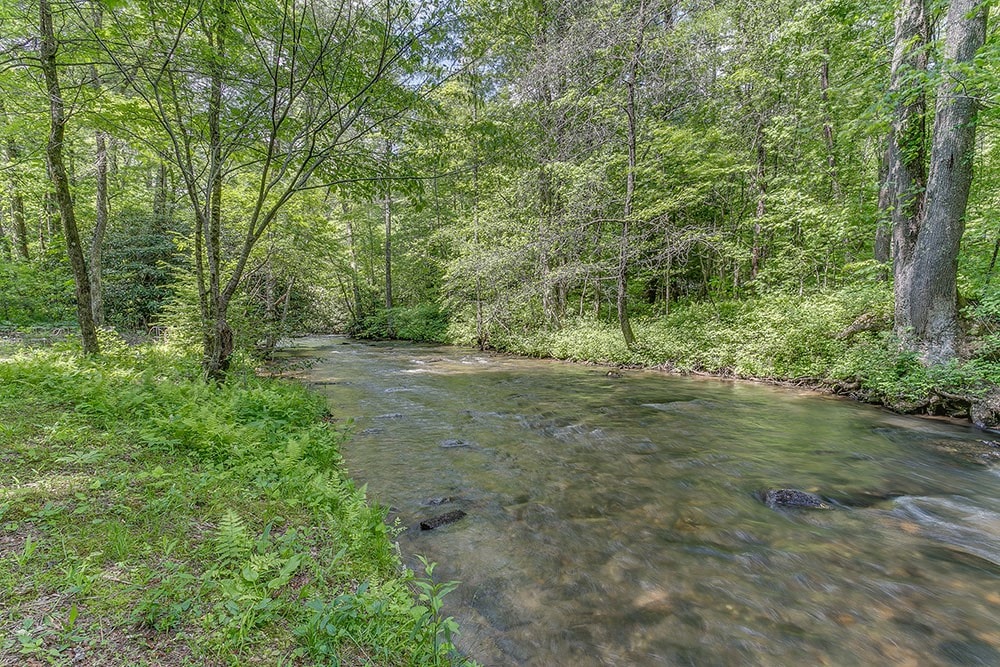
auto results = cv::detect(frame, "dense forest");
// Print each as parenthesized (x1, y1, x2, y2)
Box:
(1, 0, 998, 409)
(1, 0, 998, 663)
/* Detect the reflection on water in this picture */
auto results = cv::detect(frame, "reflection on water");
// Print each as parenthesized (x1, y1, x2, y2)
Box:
(279, 336, 1000, 666)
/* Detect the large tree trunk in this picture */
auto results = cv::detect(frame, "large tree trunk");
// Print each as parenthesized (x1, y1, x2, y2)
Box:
(40, 0, 99, 355)
(888, 0, 929, 334)
(895, 0, 987, 362)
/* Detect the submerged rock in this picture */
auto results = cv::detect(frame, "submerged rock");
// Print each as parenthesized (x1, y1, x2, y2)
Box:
(419, 509, 467, 530)
(440, 438, 473, 449)
(760, 489, 830, 510)
(423, 496, 458, 506)
(928, 438, 1000, 466)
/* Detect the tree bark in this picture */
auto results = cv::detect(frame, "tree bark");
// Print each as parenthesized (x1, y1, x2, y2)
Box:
(895, 0, 987, 362)
(618, 0, 645, 349)
(153, 161, 168, 229)
(203, 5, 232, 381)
(888, 0, 929, 333)
(1, 101, 30, 262)
(342, 200, 363, 320)
(40, 0, 99, 355)
(382, 140, 393, 317)
(751, 121, 767, 281)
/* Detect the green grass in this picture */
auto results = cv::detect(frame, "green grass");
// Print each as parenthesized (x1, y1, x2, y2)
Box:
(0, 335, 466, 666)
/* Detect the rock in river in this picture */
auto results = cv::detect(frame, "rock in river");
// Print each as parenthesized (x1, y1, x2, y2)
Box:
(971, 387, 1000, 430)
(420, 509, 467, 530)
(759, 489, 830, 510)
(441, 438, 473, 449)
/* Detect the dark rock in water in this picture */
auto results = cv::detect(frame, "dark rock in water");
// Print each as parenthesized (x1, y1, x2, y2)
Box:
(420, 509, 467, 530)
(606, 371, 623, 378)
(440, 438, 472, 449)
(760, 489, 830, 509)
(971, 388, 1000, 430)
(375, 412, 405, 420)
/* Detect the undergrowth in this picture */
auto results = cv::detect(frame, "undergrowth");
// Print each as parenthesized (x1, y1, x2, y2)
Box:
(0, 335, 468, 666)
(445, 285, 1000, 414)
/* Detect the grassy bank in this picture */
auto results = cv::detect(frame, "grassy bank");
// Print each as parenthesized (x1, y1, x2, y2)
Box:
(0, 336, 462, 666)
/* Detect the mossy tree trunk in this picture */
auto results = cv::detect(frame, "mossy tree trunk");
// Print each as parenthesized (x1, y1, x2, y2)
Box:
(40, 0, 99, 355)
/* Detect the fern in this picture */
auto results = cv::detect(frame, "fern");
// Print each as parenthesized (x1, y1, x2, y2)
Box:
(214, 510, 250, 567)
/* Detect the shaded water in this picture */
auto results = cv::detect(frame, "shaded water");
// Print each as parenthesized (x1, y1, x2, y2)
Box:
(281, 336, 1000, 666)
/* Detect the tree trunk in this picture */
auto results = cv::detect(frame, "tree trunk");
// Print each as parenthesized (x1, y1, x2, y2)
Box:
(751, 121, 766, 281)
(9, 190, 29, 261)
(472, 92, 485, 350)
(382, 140, 393, 321)
(43, 191, 57, 247)
(342, 200, 363, 320)
(618, 0, 645, 349)
(888, 0, 929, 332)
(895, 0, 987, 362)
(153, 161, 168, 230)
(89, 130, 109, 326)
(1, 102, 30, 262)
(40, 0, 99, 355)
(203, 11, 231, 380)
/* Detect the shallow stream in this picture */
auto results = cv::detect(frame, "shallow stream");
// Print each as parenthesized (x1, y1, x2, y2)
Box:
(280, 336, 1000, 665)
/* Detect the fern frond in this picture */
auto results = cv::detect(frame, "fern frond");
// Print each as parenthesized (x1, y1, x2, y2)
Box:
(214, 510, 250, 566)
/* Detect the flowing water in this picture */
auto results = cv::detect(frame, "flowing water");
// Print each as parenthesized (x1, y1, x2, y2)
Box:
(280, 336, 1000, 666)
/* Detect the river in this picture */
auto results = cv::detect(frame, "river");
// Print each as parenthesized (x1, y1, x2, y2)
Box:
(279, 336, 1000, 666)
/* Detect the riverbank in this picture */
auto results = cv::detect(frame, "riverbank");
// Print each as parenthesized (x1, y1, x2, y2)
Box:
(356, 286, 1000, 426)
(0, 337, 463, 666)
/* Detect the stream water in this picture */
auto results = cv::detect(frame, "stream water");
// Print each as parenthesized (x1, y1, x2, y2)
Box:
(279, 336, 1000, 666)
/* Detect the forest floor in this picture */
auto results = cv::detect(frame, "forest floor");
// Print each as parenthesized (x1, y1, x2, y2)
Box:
(0, 336, 463, 666)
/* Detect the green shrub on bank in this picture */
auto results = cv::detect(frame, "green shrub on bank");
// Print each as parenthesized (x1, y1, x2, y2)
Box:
(442, 284, 1000, 411)
(0, 339, 465, 665)
(352, 304, 450, 343)
(500, 287, 890, 377)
